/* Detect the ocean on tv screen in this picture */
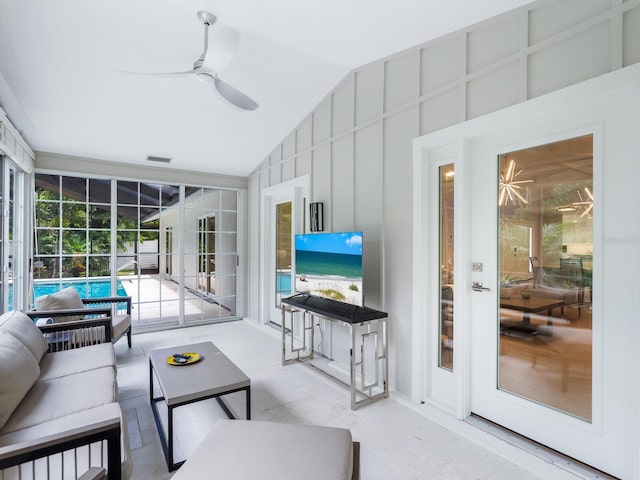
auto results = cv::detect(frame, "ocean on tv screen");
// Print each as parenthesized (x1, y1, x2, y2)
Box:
(295, 231, 363, 306)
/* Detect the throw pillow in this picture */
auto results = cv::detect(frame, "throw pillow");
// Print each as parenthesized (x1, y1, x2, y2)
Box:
(35, 286, 85, 322)
(0, 310, 47, 362)
(0, 330, 41, 429)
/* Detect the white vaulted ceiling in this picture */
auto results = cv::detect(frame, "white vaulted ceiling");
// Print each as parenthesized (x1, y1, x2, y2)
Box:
(0, 0, 533, 176)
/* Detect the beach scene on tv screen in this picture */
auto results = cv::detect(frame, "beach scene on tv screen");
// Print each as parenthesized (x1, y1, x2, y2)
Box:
(295, 231, 363, 306)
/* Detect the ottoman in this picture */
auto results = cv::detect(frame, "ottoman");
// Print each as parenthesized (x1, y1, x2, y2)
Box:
(171, 420, 359, 480)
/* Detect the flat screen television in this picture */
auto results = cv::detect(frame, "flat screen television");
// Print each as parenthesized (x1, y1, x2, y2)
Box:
(295, 231, 363, 306)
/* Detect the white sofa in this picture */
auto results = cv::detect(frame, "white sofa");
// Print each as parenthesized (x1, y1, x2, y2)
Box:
(0, 310, 131, 480)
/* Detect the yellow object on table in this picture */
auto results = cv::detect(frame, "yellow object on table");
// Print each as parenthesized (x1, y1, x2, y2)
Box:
(166, 352, 201, 366)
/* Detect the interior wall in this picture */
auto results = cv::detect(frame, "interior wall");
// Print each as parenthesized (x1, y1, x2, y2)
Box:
(247, 0, 640, 395)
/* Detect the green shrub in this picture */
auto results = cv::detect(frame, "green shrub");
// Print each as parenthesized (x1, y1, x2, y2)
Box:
(318, 289, 345, 301)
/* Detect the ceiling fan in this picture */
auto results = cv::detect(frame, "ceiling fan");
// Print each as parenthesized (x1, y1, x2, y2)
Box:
(129, 11, 258, 111)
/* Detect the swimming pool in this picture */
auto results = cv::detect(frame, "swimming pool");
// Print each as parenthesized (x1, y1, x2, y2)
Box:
(276, 271, 292, 294)
(33, 279, 128, 300)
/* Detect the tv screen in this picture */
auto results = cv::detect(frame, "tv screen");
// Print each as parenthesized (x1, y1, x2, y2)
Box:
(295, 231, 363, 306)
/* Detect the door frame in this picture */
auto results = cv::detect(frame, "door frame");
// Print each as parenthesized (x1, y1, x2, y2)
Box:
(412, 64, 640, 478)
(259, 175, 309, 325)
(411, 141, 471, 417)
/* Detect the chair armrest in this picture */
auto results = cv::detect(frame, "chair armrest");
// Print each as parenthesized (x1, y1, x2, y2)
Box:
(38, 317, 113, 346)
(82, 297, 132, 314)
(0, 407, 122, 480)
(25, 307, 112, 320)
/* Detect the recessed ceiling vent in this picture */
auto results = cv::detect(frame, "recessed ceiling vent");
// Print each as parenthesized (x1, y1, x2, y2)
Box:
(147, 155, 171, 163)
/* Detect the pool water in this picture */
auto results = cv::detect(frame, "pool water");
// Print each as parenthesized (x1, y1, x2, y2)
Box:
(276, 271, 292, 294)
(33, 279, 128, 300)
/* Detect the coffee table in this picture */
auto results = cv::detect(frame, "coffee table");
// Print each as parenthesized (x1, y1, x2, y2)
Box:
(149, 341, 251, 470)
(500, 296, 565, 336)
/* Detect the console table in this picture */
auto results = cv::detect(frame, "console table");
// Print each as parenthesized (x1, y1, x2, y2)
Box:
(281, 294, 388, 410)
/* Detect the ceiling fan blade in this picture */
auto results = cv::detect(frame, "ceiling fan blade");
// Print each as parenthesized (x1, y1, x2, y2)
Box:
(202, 25, 240, 73)
(120, 69, 195, 77)
(213, 76, 259, 111)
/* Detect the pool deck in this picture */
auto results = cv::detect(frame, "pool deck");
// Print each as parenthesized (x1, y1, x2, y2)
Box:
(119, 275, 234, 329)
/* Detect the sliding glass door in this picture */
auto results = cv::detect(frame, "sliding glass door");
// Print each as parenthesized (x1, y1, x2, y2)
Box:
(1, 159, 24, 312)
(33, 174, 239, 329)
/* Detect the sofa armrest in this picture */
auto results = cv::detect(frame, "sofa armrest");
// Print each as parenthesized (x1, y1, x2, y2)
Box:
(0, 406, 122, 480)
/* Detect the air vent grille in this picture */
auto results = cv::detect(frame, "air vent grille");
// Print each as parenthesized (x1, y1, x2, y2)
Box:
(147, 155, 171, 163)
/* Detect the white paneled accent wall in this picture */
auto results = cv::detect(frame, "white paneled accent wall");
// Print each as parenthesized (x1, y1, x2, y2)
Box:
(249, 0, 640, 394)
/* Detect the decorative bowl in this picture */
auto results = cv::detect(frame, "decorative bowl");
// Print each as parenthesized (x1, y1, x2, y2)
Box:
(520, 290, 532, 299)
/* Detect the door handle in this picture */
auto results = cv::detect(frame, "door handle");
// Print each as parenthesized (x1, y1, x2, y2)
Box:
(472, 282, 490, 292)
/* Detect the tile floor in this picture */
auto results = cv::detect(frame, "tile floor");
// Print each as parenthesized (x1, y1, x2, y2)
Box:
(114, 319, 582, 480)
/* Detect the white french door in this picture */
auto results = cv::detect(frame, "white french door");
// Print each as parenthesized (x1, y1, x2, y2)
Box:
(468, 126, 599, 447)
(270, 194, 292, 324)
(467, 98, 636, 478)
(261, 177, 309, 325)
(414, 65, 640, 479)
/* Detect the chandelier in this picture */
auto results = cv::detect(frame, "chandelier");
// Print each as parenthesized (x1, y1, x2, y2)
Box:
(499, 157, 533, 206)
(573, 187, 593, 218)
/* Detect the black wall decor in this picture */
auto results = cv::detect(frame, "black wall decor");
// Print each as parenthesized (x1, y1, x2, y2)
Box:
(310, 202, 324, 232)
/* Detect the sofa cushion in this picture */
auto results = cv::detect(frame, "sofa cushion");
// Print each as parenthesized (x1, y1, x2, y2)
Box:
(38, 343, 116, 381)
(1, 366, 117, 434)
(35, 286, 85, 322)
(171, 420, 354, 480)
(0, 310, 47, 362)
(0, 331, 41, 430)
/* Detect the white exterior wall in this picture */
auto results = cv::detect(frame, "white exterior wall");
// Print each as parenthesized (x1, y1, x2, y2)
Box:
(248, 0, 640, 394)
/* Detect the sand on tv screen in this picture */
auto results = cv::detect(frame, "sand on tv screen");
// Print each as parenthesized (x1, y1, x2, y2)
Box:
(295, 231, 363, 306)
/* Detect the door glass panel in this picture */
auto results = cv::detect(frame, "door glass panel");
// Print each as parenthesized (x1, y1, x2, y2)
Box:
(165, 226, 173, 276)
(197, 216, 216, 295)
(5, 166, 20, 311)
(275, 201, 292, 307)
(0, 159, 4, 311)
(439, 164, 454, 370)
(7, 168, 15, 310)
(498, 135, 593, 421)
